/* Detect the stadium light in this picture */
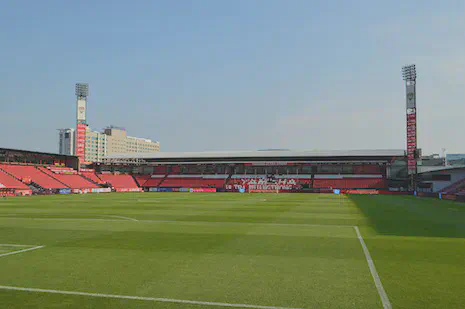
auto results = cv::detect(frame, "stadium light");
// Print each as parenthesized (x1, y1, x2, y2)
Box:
(75, 83, 89, 98)
(402, 65, 416, 82)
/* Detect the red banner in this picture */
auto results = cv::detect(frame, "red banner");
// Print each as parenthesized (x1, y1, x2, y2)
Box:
(406, 111, 417, 172)
(76, 123, 87, 163)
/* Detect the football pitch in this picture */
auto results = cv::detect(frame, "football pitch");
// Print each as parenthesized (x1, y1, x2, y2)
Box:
(0, 193, 464, 309)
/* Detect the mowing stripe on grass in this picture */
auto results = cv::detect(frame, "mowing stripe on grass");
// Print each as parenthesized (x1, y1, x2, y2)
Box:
(354, 226, 392, 309)
(138, 219, 354, 228)
(0, 246, 44, 258)
(0, 244, 33, 247)
(102, 215, 139, 222)
(0, 285, 303, 309)
(2, 217, 353, 228)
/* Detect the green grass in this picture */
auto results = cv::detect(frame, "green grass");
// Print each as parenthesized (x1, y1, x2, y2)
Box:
(0, 193, 464, 308)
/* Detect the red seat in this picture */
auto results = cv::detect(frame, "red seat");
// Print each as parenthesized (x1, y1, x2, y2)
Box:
(0, 165, 67, 189)
(144, 178, 165, 187)
(52, 174, 98, 189)
(81, 172, 105, 184)
(0, 169, 30, 189)
(98, 174, 139, 189)
(159, 177, 224, 188)
(440, 178, 465, 194)
(313, 178, 385, 189)
(134, 175, 151, 186)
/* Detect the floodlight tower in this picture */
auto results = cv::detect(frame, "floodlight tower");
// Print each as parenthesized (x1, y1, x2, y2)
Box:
(75, 83, 89, 164)
(402, 65, 418, 191)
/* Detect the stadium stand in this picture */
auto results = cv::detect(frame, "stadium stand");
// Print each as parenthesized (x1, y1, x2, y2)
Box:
(53, 174, 99, 189)
(159, 176, 225, 188)
(81, 171, 105, 185)
(440, 178, 465, 194)
(98, 174, 141, 192)
(313, 177, 386, 189)
(0, 164, 67, 189)
(133, 175, 151, 186)
(141, 176, 165, 187)
(0, 169, 30, 189)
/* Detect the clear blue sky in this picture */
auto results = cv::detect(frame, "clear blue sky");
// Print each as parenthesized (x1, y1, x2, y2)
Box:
(1, 0, 464, 154)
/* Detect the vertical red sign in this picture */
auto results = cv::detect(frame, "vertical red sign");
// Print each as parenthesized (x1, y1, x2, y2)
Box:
(76, 123, 87, 163)
(406, 112, 417, 172)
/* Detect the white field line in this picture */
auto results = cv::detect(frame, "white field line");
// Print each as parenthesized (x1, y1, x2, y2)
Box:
(0, 246, 45, 258)
(102, 215, 139, 222)
(354, 226, 392, 309)
(0, 285, 303, 309)
(0, 217, 353, 228)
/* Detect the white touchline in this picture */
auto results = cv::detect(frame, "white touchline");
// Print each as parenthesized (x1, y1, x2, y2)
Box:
(0, 246, 45, 258)
(0, 285, 303, 309)
(354, 226, 392, 309)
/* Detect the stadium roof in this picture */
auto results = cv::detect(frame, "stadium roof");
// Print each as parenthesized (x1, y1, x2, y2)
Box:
(418, 165, 465, 174)
(0, 147, 77, 159)
(106, 149, 405, 160)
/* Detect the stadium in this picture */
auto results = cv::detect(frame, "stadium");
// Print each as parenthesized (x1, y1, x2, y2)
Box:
(0, 147, 408, 195)
(1, 67, 465, 308)
(1, 102, 465, 309)
(1, 37, 464, 309)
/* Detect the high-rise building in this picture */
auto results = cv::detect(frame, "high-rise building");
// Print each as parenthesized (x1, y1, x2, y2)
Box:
(58, 128, 75, 155)
(84, 127, 107, 163)
(104, 127, 160, 154)
(57, 83, 160, 163)
(84, 126, 159, 163)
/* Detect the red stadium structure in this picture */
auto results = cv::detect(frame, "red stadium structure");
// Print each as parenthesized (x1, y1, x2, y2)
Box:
(99, 149, 409, 193)
(1, 147, 410, 196)
(2, 147, 465, 199)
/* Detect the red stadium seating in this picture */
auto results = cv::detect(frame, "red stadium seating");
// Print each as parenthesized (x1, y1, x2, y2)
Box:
(81, 171, 105, 184)
(98, 174, 140, 191)
(52, 174, 99, 189)
(313, 178, 386, 189)
(0, 169, 30, 189)
(0, 165, 67, 189)
(134, 175, 151, 186)
(440, 178, 465, 194)
(159, 177, 224, 188)
(143, 177, 165, 187)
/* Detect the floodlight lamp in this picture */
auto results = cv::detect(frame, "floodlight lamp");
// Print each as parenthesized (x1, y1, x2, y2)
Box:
(402, 64, 417, 81)
(75, 83, 89, 98)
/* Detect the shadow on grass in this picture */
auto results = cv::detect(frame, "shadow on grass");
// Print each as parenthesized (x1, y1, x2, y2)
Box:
(348, 195, 465, 238)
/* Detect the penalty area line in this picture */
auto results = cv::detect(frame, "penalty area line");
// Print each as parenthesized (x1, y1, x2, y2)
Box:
(0, 246, 45, 258)
(354, 226, 392, 309)
(0, 285, 303, 309)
